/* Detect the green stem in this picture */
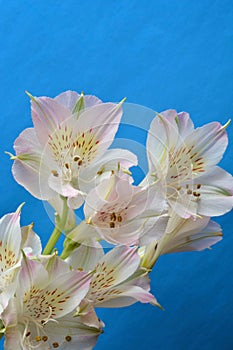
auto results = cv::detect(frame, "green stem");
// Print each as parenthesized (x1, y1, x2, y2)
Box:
(42, 197, 69, 255)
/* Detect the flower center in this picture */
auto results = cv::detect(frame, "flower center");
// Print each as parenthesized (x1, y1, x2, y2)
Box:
(49, 125, 100, 183)
(93, 204, 128, 229)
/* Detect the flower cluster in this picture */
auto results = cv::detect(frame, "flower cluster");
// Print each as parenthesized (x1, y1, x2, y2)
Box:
(1, 90, 233, 349)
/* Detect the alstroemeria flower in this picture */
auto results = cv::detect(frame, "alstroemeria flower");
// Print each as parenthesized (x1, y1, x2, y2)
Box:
(68, 244, 160, 308)
(146, 110, 233, 218)
(0, 210, 23, 314)
(68, 174, 166, 246)
(1, 254, 99, 349)
(11, 91, 137, 208)
(141, 213, 222, 268)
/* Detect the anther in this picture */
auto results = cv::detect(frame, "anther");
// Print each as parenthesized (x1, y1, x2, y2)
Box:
(65, 163, 69, 169)
(42, 336, 48, 341)
(26, 332, 31, 337)
(53, 343, 59, 348)
(35, 336, 41, 342)
(73, 156, 80, 162)
(197, 184, 201, 189)
(110, 213, 116, 221)
(193, 191, 200, 197)
(51, 170, 59, 177)
(66, 335, 72, 342)
(78, 159, 83, 166)
(117, 215, 122, 222)
(187, 189, 192, 195)
(109, 222, 115, 228)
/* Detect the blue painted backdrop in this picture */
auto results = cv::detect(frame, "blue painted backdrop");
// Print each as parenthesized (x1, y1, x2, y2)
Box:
(0, 1, 233, 349)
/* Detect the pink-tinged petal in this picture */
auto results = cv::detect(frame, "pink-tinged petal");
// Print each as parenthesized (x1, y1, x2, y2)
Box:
(67, 241, 104, 271)
(186, 122, 228, 168)
(13, 128, 56, 200)
(75, 102, 123, 157)
(83, 94, 102, 108)
(95, 285, 158, 308)
(31, 96, 72, 145)
(55, 90, 81, 110)
(55, 90, 102, 111)
(17, 256, 49, 301)
(176, 111, 194, 140)
(21, 224, 42, 256)
(96, 246, 140, 286)
(43, 313, 103, 350)
(45, 270, 92, 318)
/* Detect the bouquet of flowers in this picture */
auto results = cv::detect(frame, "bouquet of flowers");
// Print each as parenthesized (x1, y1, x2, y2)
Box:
(1, 90, 232, 349)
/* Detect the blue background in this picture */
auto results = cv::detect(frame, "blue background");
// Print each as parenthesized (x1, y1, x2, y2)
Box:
(0, 1, 233, 349)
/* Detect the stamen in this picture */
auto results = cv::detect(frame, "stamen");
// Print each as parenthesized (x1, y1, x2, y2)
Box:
(117, 215, 122, 222)
(193, 191, 200, 197)
(51, 170, 59, 177)
(110, 213, 116, 221)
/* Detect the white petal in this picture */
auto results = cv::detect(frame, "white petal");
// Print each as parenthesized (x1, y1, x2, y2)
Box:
(96, 246, 140, 286)
(66, 241, 104, 271)
(31, 96, 72, 145)
(76, 102, 123, 158)
(13, 128, 56, 200)
(21, 224, 42, 256)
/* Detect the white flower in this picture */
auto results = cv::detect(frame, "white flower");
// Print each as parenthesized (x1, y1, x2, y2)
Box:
(2, 254, 102, 349)
(146, 110, 233, 218)
(11, 91, 137, 209)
